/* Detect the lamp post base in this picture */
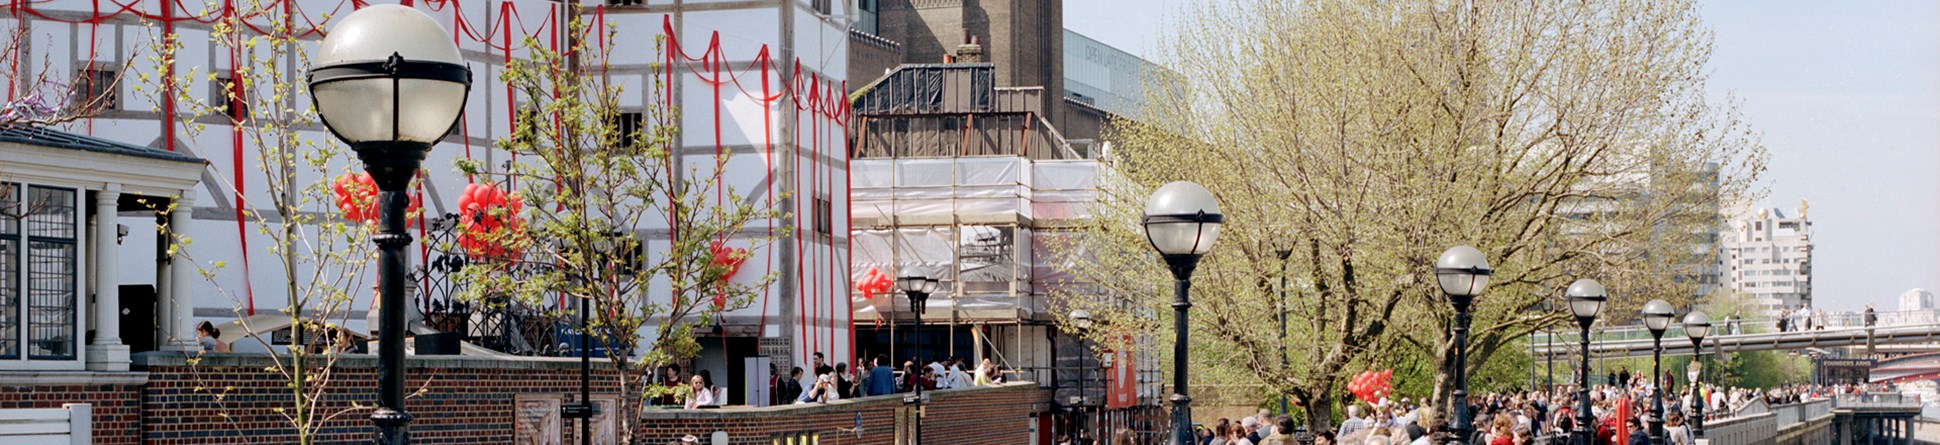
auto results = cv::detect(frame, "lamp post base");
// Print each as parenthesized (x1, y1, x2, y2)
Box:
(372, 408, 413, 445)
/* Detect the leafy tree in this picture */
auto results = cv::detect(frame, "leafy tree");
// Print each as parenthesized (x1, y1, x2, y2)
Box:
(453, 11, 785, 442)
(1053, 0, 1765, 431)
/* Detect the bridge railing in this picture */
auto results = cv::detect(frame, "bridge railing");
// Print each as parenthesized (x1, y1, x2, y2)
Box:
(1698, 398, 1832, 445)
(1772, 399, 1833, 426)
(1835, 392, 1923, 409)
(1534, 308, 1940, 347)
(1701, 410, 1776, 445)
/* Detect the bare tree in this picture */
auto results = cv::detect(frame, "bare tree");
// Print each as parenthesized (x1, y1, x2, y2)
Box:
(1053, 0, 1765, 431)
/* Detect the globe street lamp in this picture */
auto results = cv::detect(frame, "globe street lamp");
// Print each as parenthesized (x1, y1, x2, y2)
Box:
(1564, 279, 1606, 445)
(897, 274, 940, 445)
(1141, 181, 1222, 445)
(308, 5, 471, 445)
(1435, 246, 1491, 445)
(1641, 299, 1676, 444)
(1071, 309, 1097, 443)
(1684, 310, 1713, 438)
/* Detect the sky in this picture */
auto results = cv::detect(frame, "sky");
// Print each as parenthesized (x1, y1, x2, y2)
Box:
(1063, 0, 1940, 313)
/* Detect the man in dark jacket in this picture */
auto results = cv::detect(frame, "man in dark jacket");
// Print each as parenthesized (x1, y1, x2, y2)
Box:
(867, 355, 898, 396)
(777, 367, 805, 405)
(1625, 418, 1651, 445)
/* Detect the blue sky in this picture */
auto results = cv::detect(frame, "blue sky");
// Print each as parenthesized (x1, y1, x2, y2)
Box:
(1064, 0, 1940, 312)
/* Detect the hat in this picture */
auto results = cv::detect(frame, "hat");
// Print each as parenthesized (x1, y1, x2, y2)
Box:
(681, 435, 700, 443)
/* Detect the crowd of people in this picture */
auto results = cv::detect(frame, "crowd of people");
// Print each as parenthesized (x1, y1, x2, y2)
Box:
(1199, 376, 1891, 445)
(650, 352, 1014, 409)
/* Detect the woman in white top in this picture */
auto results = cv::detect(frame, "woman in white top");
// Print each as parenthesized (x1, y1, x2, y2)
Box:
(684, 374, 716, 409)
(796, 373, 842, 404)
(1662, 411, 1695, 445)
(974, 358, 996, 386)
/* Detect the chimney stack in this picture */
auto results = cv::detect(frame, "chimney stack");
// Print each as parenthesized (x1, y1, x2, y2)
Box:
(954, 31, 983, 63)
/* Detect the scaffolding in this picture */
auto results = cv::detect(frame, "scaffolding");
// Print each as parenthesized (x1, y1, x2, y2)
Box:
(847, 64, 1169, 420)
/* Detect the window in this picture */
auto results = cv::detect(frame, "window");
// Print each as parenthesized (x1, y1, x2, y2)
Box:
(813, 0, 832, 15)
(73, 64, 119, 110)
(611, 111, 644, 149)
(514, 105, 541, 149)
(605, 0, 642, 5)
(213, 74, 248, 121)
(855, 0, 880, 34)
(812, 196, 832, 236)
(0, 184, 80, 362)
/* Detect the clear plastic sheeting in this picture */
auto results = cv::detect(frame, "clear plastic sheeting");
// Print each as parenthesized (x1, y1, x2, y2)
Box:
(851, 155, 1099, 323)
(852, 225, 1040, 322)
(854, 157, 1097, 224)
(1033, 161, 1098, 221)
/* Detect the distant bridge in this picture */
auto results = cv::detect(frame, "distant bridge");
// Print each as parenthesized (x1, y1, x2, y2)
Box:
(1533, 308, 1940, 362)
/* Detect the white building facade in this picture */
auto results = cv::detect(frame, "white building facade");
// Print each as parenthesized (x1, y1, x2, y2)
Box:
(0, 0, 852, 389)
(1721, 203, 1813, 317)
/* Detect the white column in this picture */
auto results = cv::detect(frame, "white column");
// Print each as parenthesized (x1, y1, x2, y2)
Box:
(164, 191, 197, 351)
(87, 184, 129, 370)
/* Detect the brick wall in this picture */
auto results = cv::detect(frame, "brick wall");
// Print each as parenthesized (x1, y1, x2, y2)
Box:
(0, 372, 146, 444)
(133, 351, 623, 445)
(7, 355, 1064, 445)
(637, 383, 1054, 445)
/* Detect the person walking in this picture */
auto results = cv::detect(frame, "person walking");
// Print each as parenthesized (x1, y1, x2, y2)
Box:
(867, 355, 897, 396)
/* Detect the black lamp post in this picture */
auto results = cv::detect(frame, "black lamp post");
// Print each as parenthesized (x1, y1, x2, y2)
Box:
(1683, 310, 1712, 438)
(897, 274, 940, 445)
(1435, 246, 1492, 445)
(308, 5, 471, 445)
(1140, 181, 1223, 445)
(1071, 309, 1097, 443)
(1277, 249, 1293, 418)
(1641, 299, 1675, 445)
(1564, 279, 1606, 445)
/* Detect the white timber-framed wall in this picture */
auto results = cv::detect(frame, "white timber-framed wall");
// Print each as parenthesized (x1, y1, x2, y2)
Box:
(0, 0, 852, 388)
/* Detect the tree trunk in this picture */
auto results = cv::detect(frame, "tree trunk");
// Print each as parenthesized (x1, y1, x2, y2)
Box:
(1430, 339, 1457, 425)
(1302, 390, 1339, 434)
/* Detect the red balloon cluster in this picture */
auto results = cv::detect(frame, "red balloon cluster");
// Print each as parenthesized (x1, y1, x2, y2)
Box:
(709, 240, 748, 281)
(457, 183, 525, 258)
(707, 240, 749, 310)
(853, 267, 893, 302)
(1347, 369, 1394, 404)
(330, 172, 420, 226)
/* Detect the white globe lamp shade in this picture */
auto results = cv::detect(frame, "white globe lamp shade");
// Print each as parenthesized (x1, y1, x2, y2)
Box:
(1070, 309, 1093, 330)
(310, 4, 470, 146)
(1141, 181, 1223, 256)
(1564, 279, 1607, 320)
(1684, 311, 1713, 341)
(1435, 246, 1492, 299)
(1642, 299, 1676, 332)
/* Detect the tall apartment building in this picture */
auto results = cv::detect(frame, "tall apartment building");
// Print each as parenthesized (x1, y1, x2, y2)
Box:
(1721, 202, 1814, 316)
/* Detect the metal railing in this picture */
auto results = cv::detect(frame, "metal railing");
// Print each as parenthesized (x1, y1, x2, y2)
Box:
(1703, 410, 1778, 445)
(1533, 308, 1940, 349)
(1772, 399, 1833, 426)
(1835, 392, 1923, 409)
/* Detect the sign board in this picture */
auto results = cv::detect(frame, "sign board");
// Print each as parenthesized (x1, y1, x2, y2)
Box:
(514, 394, 562, 445)
(1106, 335, 1138, 409)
